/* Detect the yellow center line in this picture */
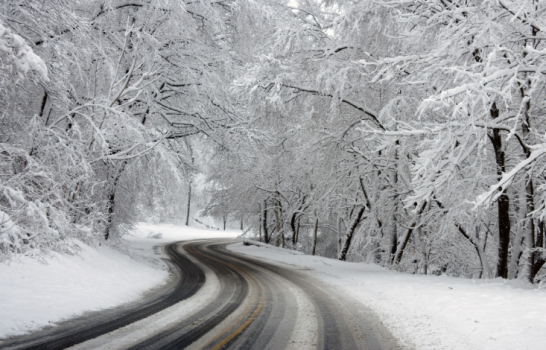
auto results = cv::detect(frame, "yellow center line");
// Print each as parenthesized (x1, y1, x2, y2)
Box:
(183, 243, 266, 350)
(209, 292, 265, 350)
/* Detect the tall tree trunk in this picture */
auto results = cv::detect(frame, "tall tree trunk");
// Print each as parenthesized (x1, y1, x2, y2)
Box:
(537, 220, 544, 250)
(488, 103, 511, 278)
(339, 206, 366, 261)
(312, 218, 319, 256)
(185, 184, 191, 226)
(337, 216, 342, 258)
(388, 211, 398, 262)
(104, 161, 127, 240)
(290, 212, 298, 245)
(521, 180, 536, 282)
(295, 219, 300, 246)
(393, 203, 427, 264)
(393, 225, 414, 265)
(263, 200, 269, 243)
(104, 189, 116, 240)
(509, 182, 535, 281)
(518, 81, 536, 282)
(185, 138, 194, 227)
(415, 227, 429, 275)
(458, 225, 491, 279)
(274, 199, 281, 247)
(223, 213, 226, 231)
(39, 90, 48, 117)
(388, 145, 399, 263)
(508, 194, 526, 280)
(534, 221, 545, 277)
(259, 212, 263, 242)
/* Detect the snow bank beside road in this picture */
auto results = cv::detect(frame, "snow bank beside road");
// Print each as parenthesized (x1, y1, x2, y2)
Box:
(229, 241, 546, 350)
(0, 242, 167, 339)
(129, 222, 241, 242)
(0, 223, 240, 339)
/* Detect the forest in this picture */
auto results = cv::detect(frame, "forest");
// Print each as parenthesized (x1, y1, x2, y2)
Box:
(1, 0, 546, 284)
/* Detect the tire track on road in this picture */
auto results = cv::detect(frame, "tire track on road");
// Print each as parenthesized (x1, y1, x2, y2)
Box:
(0, 242, 205, 350)
(2, 239, 401, 350)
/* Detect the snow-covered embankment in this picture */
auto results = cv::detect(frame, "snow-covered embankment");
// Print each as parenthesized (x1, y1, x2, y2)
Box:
(229, 241, 546, 350)
(0, 223, 239, 339)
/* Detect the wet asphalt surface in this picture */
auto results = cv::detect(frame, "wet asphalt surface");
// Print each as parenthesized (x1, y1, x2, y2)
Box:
(0, 240, 400, 350)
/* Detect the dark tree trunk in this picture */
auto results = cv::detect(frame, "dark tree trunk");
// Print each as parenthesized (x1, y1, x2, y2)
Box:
(259, 213, 263, 242)
(105, 191, 116, 240)
(104, 162, 127, 240)
(39, 90, 48, 117)
(532, 220, 546, 280)
(393, 202, 427, 264)
(290, 212, 298, 245)
(537, 221, 544, 249)
(457, 225, 491, 278)
(488, 103, 511, 279)
(532, 221, 545, 278)
(312, 218, 318, 256)
(295, 219, 300, 246)
(185, 139, 194, 227)
(388, 144, 399, 263)
(393, 225, 414, 265)
(290, 197, 307, 245)
(263, 200, 269, 243)
(339, 206, 366, 261)
(274, 199, 282, 247)
(389, 217, 398, 262)
(185, 184, 191, 226)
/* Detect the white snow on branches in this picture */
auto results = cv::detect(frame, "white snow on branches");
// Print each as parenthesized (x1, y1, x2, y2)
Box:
(0, 21, 48, 81)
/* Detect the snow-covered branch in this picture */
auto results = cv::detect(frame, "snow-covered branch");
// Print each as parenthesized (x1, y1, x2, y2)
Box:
(0, 21, 48, 81)
(474, 146, 546, 209)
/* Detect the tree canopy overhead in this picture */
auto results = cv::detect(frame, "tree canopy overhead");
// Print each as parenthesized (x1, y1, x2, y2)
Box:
(2, 0, 546, 284)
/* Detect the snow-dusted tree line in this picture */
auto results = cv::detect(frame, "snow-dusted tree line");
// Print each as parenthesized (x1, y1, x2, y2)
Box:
(0, 0, 246, 259)
(204, 0, 546, 283)
(2, 0, 546, 283)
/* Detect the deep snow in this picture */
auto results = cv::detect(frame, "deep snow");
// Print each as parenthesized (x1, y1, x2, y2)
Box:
(228, 240, 546, 350)
(0, 223, 239, 339)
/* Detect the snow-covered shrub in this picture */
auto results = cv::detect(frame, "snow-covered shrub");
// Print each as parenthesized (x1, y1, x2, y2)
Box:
(0, 143, 89, 260)
(0, 210, 22, 252)
(0, 21, 48, 83)
(147, 232, 163, 239)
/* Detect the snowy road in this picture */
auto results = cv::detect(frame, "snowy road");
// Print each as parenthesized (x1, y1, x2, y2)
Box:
(1, 240, 399, 350)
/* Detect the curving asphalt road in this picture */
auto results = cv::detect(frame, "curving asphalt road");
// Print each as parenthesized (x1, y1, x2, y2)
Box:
(0, 240, 400, 350)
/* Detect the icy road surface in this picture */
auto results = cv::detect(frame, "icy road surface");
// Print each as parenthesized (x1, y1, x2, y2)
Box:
(0, 240, 399, 350)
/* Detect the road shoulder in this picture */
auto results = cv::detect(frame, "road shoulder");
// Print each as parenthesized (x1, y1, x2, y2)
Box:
(228, 241, 546, 350)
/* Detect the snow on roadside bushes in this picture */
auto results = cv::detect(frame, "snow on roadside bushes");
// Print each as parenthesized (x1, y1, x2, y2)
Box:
(229, 240, 546, 350)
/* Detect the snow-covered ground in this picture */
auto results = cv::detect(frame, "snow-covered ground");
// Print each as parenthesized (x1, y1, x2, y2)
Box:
(0, 223, 239, 339)
(229, 241, 546, 350)
(4, 224, 544, 350)
(128, 222, 241, 243)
